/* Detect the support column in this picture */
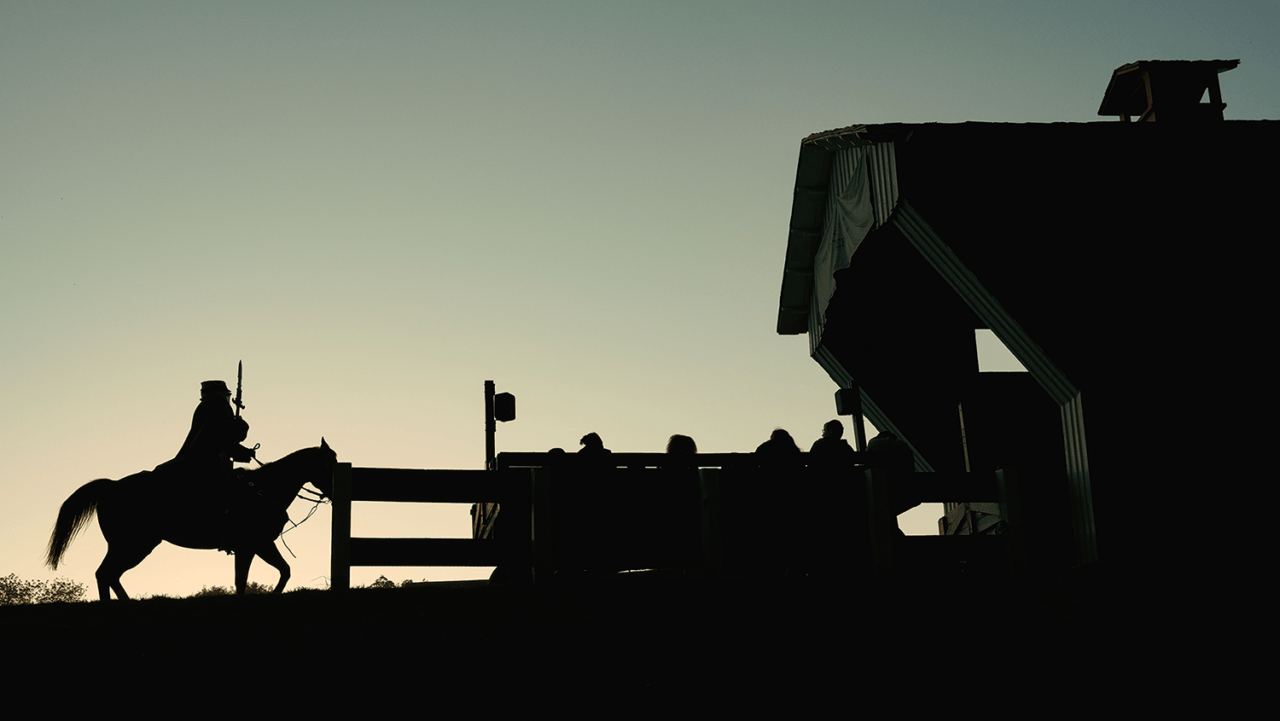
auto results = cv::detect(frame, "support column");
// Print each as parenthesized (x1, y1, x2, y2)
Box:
(331, 462, 352, 591)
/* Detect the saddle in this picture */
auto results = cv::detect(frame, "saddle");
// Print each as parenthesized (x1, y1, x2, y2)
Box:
(218, 470, 290, 553)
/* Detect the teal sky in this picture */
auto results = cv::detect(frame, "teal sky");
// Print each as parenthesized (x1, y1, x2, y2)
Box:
(4, 1, 1276, 597)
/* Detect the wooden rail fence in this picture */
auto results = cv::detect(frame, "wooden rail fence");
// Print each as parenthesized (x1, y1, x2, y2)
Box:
(329, 463, 531, 590)
(328, 454, 1026, 586)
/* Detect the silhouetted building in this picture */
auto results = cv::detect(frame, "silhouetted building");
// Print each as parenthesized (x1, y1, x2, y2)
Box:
(776, 60, 1268, 573)
(1097, 59, 1239, 123)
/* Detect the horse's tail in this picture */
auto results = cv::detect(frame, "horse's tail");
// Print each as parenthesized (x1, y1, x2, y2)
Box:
(46, 479, 113, 570)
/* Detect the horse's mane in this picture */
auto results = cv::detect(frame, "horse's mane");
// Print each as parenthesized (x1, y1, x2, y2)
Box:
(251, 446, 323, 473)
(250, 448, 316, 471)
(245, 444, 335, 496)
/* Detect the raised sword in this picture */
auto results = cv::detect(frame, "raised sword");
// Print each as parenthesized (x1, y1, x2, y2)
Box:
(233, 360, 245, 417)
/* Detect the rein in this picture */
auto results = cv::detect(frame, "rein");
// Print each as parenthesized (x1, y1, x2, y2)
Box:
(278, 480, 330, 558)
(296, 486, 326, 501)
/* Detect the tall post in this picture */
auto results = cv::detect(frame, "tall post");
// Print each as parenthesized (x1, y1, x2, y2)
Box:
(485, 380, 496, 471)
(851, 385, 868, 453)
(331, 462, 352, 591)
(837, 385, 868, 452)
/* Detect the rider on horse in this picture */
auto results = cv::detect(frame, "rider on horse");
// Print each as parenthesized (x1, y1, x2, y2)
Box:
(155, 380, 257, 544)
(160, 380, 256, 474)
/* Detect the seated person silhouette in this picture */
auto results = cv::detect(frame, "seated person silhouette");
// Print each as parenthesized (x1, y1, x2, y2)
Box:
(666, 434, 697, 454)
(808, 419, 856, 468)
(755, 428, 801, 463)
(578, 432, 611, 455)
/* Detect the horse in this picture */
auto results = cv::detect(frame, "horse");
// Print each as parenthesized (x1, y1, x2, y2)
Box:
(46, 439, 336, 601)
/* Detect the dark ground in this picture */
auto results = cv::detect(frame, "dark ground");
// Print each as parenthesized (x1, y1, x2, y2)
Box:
(1, 565, 1162, 708)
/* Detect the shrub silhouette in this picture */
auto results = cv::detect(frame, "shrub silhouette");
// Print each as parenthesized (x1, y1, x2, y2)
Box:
(190, 581, 275, 597)
(365, 575, 414, 589)
(0, 573, 409, 604)
(0, 573, 88, 605)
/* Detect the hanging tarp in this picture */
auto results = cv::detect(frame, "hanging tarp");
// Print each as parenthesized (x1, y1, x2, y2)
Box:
(813, 147, 876, 322)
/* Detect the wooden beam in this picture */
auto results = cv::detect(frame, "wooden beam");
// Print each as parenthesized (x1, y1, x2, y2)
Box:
(348, 468, 525, 503)
(350, 537, 506, 567)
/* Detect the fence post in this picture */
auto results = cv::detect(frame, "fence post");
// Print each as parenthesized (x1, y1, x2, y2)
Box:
(331, 462, 352, 591)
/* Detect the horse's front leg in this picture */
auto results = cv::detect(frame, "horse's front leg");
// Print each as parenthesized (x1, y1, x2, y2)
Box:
(254, 541, 291, 593)
(234, 549, 254, 594)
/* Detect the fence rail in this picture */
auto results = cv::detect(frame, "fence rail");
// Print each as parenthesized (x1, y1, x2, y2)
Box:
(329, 463, 532, 590)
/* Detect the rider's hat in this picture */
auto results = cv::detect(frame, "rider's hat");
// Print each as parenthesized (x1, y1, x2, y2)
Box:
(200, 380, 232, 398)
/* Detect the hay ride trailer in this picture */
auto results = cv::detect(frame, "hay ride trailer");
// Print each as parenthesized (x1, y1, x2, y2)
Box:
(477, 452, 1026, 579)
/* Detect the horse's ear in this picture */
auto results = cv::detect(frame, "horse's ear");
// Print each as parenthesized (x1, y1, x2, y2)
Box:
(321, 437, 330, 451)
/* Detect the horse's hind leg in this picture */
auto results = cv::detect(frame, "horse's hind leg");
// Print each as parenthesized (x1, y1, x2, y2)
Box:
(233, 545, 290, 594)
(234, 548, 254, 594)
(96, 550, 128, 601)
(96, 539, 160, 601)
(95, 568, 115, 602)
(253, 541, 291, 594)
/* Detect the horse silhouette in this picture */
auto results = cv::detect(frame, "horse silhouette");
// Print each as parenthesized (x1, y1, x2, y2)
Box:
(47, 439, 336, 601)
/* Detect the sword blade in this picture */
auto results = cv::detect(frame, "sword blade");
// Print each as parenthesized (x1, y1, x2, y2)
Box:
(234, 360, 244, 416)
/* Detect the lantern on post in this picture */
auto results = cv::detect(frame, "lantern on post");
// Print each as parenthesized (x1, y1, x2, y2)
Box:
(835, 387, 867, 452)
(485, 381, 517, 470)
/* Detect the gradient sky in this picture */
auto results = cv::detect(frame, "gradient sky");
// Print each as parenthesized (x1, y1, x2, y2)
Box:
(4, 1, 1276, 598)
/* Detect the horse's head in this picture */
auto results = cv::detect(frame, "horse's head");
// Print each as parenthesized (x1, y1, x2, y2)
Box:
(310, 437, 337, 499)
(250, 439, 336, 501)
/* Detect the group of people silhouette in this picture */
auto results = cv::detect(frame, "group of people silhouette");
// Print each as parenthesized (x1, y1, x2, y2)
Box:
(560, 432, 696, 455)
(559, 420, 866, 462)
